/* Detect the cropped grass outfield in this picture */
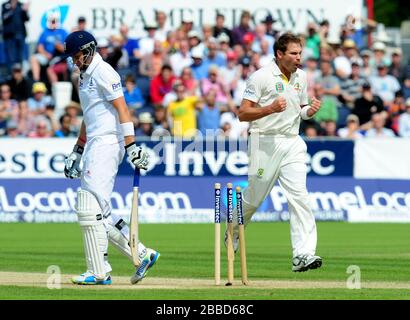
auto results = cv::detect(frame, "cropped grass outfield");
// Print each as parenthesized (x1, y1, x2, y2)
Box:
(0, 222, 409, 300)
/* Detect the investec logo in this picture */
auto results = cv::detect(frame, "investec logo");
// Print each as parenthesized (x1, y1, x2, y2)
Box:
(0, 187, 192, 214)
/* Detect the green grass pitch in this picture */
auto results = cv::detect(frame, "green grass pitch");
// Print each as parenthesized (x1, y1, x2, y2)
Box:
(0, 222, 409, 300)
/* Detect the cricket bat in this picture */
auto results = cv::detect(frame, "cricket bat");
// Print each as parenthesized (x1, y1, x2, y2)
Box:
(130, 168, 140, 266)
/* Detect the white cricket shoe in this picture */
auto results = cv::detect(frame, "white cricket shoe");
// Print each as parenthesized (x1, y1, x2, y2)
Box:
(71, 271, 112, 285)
(130, 248, 160, 284)
(292, 254, 322, 272)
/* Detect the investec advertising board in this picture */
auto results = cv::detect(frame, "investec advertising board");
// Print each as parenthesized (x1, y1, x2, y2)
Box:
(26, 0, 363, 41)
(1, 138, 409, 223)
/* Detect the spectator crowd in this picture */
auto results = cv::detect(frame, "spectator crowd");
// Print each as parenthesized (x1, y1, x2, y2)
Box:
(1, 2, 410, 139)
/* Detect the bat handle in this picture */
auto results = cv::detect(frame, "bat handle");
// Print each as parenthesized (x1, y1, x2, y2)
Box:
(133, 168, 140, 187)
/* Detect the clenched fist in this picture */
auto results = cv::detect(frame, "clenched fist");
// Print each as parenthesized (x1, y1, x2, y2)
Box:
(267, 96, 287, 114)
(307, 97, 321, 117)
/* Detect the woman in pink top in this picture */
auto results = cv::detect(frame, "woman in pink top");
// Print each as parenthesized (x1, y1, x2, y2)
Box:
(200, 65, 231, 104)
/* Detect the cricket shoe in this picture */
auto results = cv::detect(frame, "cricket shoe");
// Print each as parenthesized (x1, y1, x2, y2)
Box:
(292, 254, 322, 272)
(130, 248, 160, 284)
(224, 229, 239, 253)
(71, 271, 112, 285)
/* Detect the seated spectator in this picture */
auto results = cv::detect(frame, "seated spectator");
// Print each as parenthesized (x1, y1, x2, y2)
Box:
(259, 40, 275, 67)
(0, 83, 19, 121)
(30, 12, 68, 82)
(97, 36, 127, 71)
(365, 113, 395, 137)
(123, 74, 145, 110)
(388, 48, 407, 84)
(7, 63, 32, 101)
(190, 46, 210, 80)
(135, 21, 158, 59)
(201, 65, 230, 104)
(213, 13, 233, 46)
(169, 39, 193, 77)
(139, 39, 169, 78)
(388, 91, 406, 133)
(219, 51, 241, 94)
(251, 23, 274, 55)
(203, 38, 226, 67)
(27, 82, 53, 116)
(179, 67, 199, 96)
(202, 24, 215, 44)
(337, 114, 364, 139)
(302, 123, 319, 138)
(135, 112, 154, 137)
(150, 64, 176, 105)
(27, 116, 53, 138)
(232, 10, 253, 46)
(369, 62, 401, 107)
(304, 57, 320, 97)
(54, 113, 77, 137)
(16, 100, 34, 136)
(63, 101, 82, 135)
(398, 98, 410, 137)
(369, 41, 390, 75)
(340, 62, 368, 109)
(187, 30, 205, 53)
(261, 14, 279, 40)
(197, 89, 222, 136)
(152, 104, 170, 134)
(352, 82, 385, 129)
(154, 11, 171, 43)
(119, 24, 140, 65)
(359, 49, 373, 78)
(5, 119, 22, 137)
(333, 39, 362, 80)
(322, 120, 338, 137)
(167, 82, 200, 138)
(233, 57, 253, 106)
(316, 59, 344, 124)
(0, 103, 8, 136)
(305, 23, 321, 60)
(71, 16, 88, 32)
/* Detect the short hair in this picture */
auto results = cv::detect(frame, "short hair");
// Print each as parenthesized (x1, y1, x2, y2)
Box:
(273, 33, 302, 58)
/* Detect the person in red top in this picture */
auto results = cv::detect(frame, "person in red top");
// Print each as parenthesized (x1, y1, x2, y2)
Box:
(149, 64, 176, 105)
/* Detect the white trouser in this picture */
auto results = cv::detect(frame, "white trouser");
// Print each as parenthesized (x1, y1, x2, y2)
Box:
(234, 134, 317, 258)
(80, 135, 146, 273)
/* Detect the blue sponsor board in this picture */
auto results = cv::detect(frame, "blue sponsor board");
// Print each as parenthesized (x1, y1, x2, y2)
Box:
(117, 139, 354, 177)
(0, 139, 353, 178)
(0, 177, 408, 223)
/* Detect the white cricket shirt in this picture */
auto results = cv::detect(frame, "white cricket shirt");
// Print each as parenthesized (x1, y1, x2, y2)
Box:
(242, 60, 308, 136)
(78, 53, 124, 140)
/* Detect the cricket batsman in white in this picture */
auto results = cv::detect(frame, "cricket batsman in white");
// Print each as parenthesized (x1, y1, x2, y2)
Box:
(228, 33, 323, 272)
(63, 31, 160, 285)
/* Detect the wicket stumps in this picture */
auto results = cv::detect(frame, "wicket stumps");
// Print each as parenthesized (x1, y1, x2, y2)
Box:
(236, 186, 248, 285)
(214, 182, 248, 286)
(214, 183, 221, 286)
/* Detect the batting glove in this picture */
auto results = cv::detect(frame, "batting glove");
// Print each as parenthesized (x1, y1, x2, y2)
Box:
(64, 144, 83, 179)
(126, 142, 149, 170)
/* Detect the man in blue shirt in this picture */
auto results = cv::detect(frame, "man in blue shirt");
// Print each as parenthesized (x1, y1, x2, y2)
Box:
(30, 12, 68, 81)
(1, 0, 30, 69)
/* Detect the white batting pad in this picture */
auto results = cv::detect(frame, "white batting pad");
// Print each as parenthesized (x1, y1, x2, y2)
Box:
(76, 189, 109, 279)
(105, 214, 147, 264)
